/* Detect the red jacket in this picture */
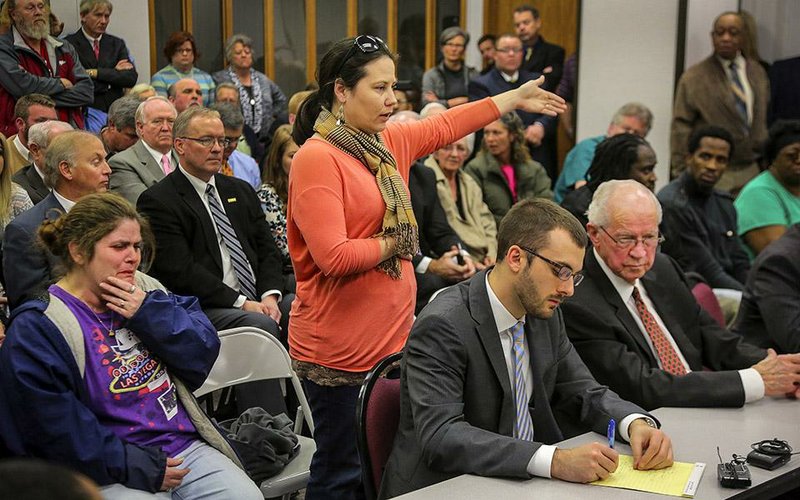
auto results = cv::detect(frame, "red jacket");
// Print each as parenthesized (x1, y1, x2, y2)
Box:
(0, 28, 93, 137)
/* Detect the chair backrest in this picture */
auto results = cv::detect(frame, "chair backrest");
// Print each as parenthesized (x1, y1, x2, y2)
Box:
(692, 282, 726, 327)
(356, 351, 403, 500)
(195, 327, 314, 434)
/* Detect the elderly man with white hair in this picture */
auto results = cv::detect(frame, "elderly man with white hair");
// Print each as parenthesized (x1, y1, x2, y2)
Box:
(559, 179, 800, 415)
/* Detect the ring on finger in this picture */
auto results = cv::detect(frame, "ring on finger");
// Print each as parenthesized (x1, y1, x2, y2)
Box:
(129, 285, 136, 293)
(120, 299, 126, 308)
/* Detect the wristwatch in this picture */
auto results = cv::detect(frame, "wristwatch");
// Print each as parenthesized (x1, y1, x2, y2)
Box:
(638, 416, 658, 428)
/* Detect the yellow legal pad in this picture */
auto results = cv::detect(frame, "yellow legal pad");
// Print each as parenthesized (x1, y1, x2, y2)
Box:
(590, 455, 706, 497)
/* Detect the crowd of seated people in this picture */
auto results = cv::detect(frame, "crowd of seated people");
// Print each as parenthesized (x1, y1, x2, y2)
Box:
(0, 1, 799, 499)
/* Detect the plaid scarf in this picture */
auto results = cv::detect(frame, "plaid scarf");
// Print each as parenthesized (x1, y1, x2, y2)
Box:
(314, 108, 418, 279)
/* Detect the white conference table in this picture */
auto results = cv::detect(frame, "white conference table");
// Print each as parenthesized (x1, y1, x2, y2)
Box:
(396, 398, 800, 500)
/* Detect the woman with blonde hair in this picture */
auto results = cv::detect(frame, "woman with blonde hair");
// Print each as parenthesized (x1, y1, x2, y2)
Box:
(0, 132, 33, 337)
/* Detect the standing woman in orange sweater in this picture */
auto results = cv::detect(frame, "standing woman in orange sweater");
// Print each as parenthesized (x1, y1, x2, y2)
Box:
(288, 35, 564, 499)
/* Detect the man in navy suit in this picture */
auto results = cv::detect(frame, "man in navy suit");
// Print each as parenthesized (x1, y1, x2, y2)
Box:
(469, 34, 557, 181)
(64, 0, 138, 113)
(3, 131, 111, 308)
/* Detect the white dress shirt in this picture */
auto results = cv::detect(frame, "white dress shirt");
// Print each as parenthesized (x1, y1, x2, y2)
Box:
(13, 134, 31, 163)
(52, 190, 76, 212)
(179, 165, 280, 307)
(593, 248, 763, 402)
(485, 271, 643, 479)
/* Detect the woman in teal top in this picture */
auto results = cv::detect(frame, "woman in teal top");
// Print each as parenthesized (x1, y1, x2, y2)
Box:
(735, 120, 800, 257)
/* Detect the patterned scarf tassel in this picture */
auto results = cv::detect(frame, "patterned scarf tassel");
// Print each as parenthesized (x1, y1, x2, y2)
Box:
(378, 222, 419, 280)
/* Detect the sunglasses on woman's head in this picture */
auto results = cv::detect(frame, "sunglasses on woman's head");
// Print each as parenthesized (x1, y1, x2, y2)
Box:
(335, 35, 386, 77)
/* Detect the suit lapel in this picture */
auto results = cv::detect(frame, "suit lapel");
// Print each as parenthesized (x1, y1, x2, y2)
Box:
(640, 266, 702, 367)
(27, 166, 49, 199)
(133, 141, 167, 185)
(469, 272, 516, 435)
(586, 250, 657, 364)
(172, 169, 224, 272)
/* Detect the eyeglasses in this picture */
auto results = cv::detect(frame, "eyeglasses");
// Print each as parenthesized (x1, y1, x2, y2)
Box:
(443, 42, 465, 49)
(518, 245, 584, 286)
(180, 136, 232, 148)
(175, 48, 194, 55)
(224, 136, 241, 148)
(496, 47, 523, 55)
(334, 35, 386, 77)
(600, 226, 664, 250)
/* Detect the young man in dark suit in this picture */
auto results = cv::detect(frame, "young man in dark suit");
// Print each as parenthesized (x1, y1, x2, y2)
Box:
(381, 199, 673, 498)
(64, 0, 138, 113)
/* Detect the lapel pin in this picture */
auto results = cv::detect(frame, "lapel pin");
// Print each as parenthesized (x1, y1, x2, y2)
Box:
(227, 197, 237, 203)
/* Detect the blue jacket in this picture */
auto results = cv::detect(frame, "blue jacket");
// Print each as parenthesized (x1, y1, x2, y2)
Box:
(0, 274, 233, 492)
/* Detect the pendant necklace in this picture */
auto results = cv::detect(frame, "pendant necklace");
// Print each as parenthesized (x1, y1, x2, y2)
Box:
(88, 306, 116, 336)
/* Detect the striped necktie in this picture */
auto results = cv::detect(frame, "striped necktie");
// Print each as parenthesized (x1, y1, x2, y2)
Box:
(728, 60, 749, 128)
(631, 287, 687, 375)
(205, 184, 258, 300)
(92, 38, 100, 59)
(510, 321, 534, 441)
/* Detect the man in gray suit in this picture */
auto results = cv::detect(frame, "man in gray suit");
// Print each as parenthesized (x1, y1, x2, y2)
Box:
(381, 199, 673, 498)
(108, 96, 178, 204)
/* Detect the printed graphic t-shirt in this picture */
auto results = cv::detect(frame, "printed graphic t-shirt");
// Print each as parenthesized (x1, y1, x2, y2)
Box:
(50, 285, 199, 456)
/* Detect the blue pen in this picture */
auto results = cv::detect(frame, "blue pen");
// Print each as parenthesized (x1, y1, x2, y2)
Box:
(607, 418, 616, 449)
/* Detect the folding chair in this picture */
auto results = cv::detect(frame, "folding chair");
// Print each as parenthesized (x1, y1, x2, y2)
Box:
(195, 327, 315, 499)
(355, 351, 403, 500)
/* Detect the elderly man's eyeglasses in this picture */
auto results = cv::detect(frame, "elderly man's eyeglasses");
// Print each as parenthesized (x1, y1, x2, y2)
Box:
(600, 226, 665, 250)
(335, 35, 386, 77)
(180, 136, 232, 148)
(518, 245, 584, 286)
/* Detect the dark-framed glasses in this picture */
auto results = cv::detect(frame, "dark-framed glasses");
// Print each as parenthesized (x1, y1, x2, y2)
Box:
(518, 245, 584, 286)
(600, 226, 665, 250)
(180, 136, 232, 149)
(335, 35, 386, 77)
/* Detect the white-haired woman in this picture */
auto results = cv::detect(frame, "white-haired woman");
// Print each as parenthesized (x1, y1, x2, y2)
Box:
(213, 34, 288, 141)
